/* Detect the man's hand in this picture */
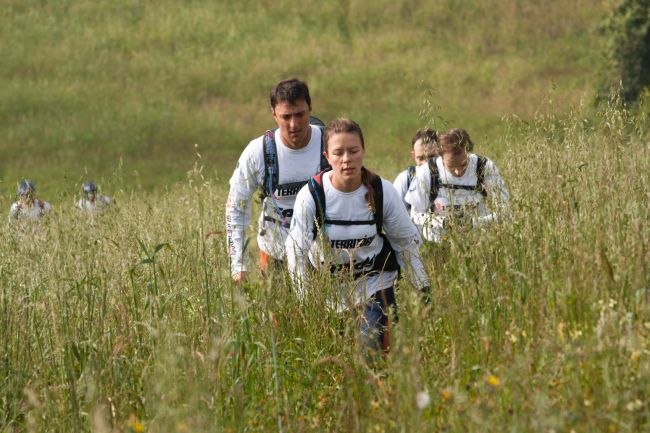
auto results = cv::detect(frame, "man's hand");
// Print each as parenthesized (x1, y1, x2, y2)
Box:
(232, 271, 249, 284)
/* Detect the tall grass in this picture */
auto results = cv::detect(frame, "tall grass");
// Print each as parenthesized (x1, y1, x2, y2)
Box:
(1, 97, 648, 432)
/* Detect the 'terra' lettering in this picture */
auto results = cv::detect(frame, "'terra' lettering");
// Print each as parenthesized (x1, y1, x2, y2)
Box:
(275, 183, 307, 197)
(330, 236, 374, 249)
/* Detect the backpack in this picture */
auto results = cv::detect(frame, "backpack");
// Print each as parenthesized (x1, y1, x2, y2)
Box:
(428, 155, 488, 212)
(260, 118, 330, 200)
(307, 168, 400, 277)
(406, 165, 416, 190)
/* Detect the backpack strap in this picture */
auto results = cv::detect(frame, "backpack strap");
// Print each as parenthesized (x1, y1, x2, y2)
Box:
(406, 165, 416, 190)
(367, 171, 384, 234)
(261, 128, 279, 199)
(475, 154, 488, 197)
(427, 157, 440, 212)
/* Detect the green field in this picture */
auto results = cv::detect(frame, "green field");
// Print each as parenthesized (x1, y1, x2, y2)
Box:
(1, 1, 649, 432)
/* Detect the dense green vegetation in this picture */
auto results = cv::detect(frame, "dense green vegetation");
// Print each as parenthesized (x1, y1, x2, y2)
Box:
(2, 1, 649, 432)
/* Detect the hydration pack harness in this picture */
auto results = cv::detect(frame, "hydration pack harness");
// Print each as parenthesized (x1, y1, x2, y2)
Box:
(428, 155, 488, 212)
(259, 124, 330, 229)
(307, 168, 400, 278)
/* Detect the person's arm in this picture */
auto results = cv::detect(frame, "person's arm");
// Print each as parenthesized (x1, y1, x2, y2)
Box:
(8, 203, 19, 223)
(285, 186, 316, 300)
(381, 180, 430, 291)
(404, 164, 431, 213)
(225, 140, 264, 280)
(474, 158, 510, 227)
(404, 164, 446, 241)
(392, 170, 409, 210)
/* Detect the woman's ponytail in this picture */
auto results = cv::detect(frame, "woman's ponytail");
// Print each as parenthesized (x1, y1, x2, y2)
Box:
(361, 167, 377, 214)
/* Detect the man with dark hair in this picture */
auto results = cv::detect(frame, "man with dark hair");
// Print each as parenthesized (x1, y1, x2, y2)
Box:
(225, 78, 329, 283)
(393, 128, 439, 210)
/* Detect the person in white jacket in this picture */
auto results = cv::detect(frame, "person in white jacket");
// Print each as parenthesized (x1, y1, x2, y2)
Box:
(393, 128, 439, 210)
(8, 179, 51, 223)
(225, 78, 330, 283)
(286, 118, 430, 352)
(76, 181, 111, 213)
(404, 128, 509, 243)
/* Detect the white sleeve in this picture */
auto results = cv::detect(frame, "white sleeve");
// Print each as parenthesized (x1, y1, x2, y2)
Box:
(8, 203, 19, 222)
(43, 202, 52, 213)
(380, 179, 429, 289)
(475, 159, 510, 227)
(404, 163, 432, 213)
(392, 170, 409, 209)
(225, 139, 264, 276)
(285, 185, 316, 300)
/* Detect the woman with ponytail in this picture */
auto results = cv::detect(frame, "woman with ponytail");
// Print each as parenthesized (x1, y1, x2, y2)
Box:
(285, 118, 429, 353)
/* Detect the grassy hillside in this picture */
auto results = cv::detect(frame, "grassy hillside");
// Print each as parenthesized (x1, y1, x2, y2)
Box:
(2, 0, 608, 197)
(3, 1, 649, 432)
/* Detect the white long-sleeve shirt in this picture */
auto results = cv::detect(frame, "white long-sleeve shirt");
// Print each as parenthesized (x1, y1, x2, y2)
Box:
(393, 167, 413, 210)
(285, 171, 429, 310)
(404, 154, 509, 242)
(226, 125, 324, 276)
(76, 195, 111, 213)
(8, 199, 51, 223)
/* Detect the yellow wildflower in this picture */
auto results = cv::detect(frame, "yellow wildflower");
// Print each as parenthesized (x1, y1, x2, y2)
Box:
(487, 375, 501, 387)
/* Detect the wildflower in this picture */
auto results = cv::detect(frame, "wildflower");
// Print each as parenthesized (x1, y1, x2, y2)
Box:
(416, 391, 431, 409)
(440, 388, 453, 401)
(630, 350, 641, 362)
(626, 399, 643, 412)
(127, 416, 145, 433)
(487, 375, 501, 387)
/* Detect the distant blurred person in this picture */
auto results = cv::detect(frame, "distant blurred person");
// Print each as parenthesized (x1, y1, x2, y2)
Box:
(405, 128, 509, 243)
(286, 118, 430, 353)
(8, 179, 52, 223)
(76, 181, 111, 213)
(393, 128, 439, 210)
(225, 78, 330, 282)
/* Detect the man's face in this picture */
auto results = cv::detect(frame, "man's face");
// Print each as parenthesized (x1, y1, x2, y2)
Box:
(442, 150, 469, 177)
(411, 139, 438, 166)
(272, 99, 312, 149)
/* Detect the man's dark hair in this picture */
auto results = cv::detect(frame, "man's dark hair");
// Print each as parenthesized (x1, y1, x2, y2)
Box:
(411, 128, 438, 148)
(270, 78, 311, 109)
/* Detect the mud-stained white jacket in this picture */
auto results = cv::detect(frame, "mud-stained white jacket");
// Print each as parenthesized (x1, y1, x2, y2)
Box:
(8, 199, 52, 223)
(404, 154, 509, 242)
(226, 125, 324, 276)
(285, 171, 429, 310)
(76, 195, 111, 213)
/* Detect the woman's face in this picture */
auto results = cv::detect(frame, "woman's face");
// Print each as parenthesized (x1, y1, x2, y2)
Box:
(324, 132, 365, 185)
(442, 150, 469, 177)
